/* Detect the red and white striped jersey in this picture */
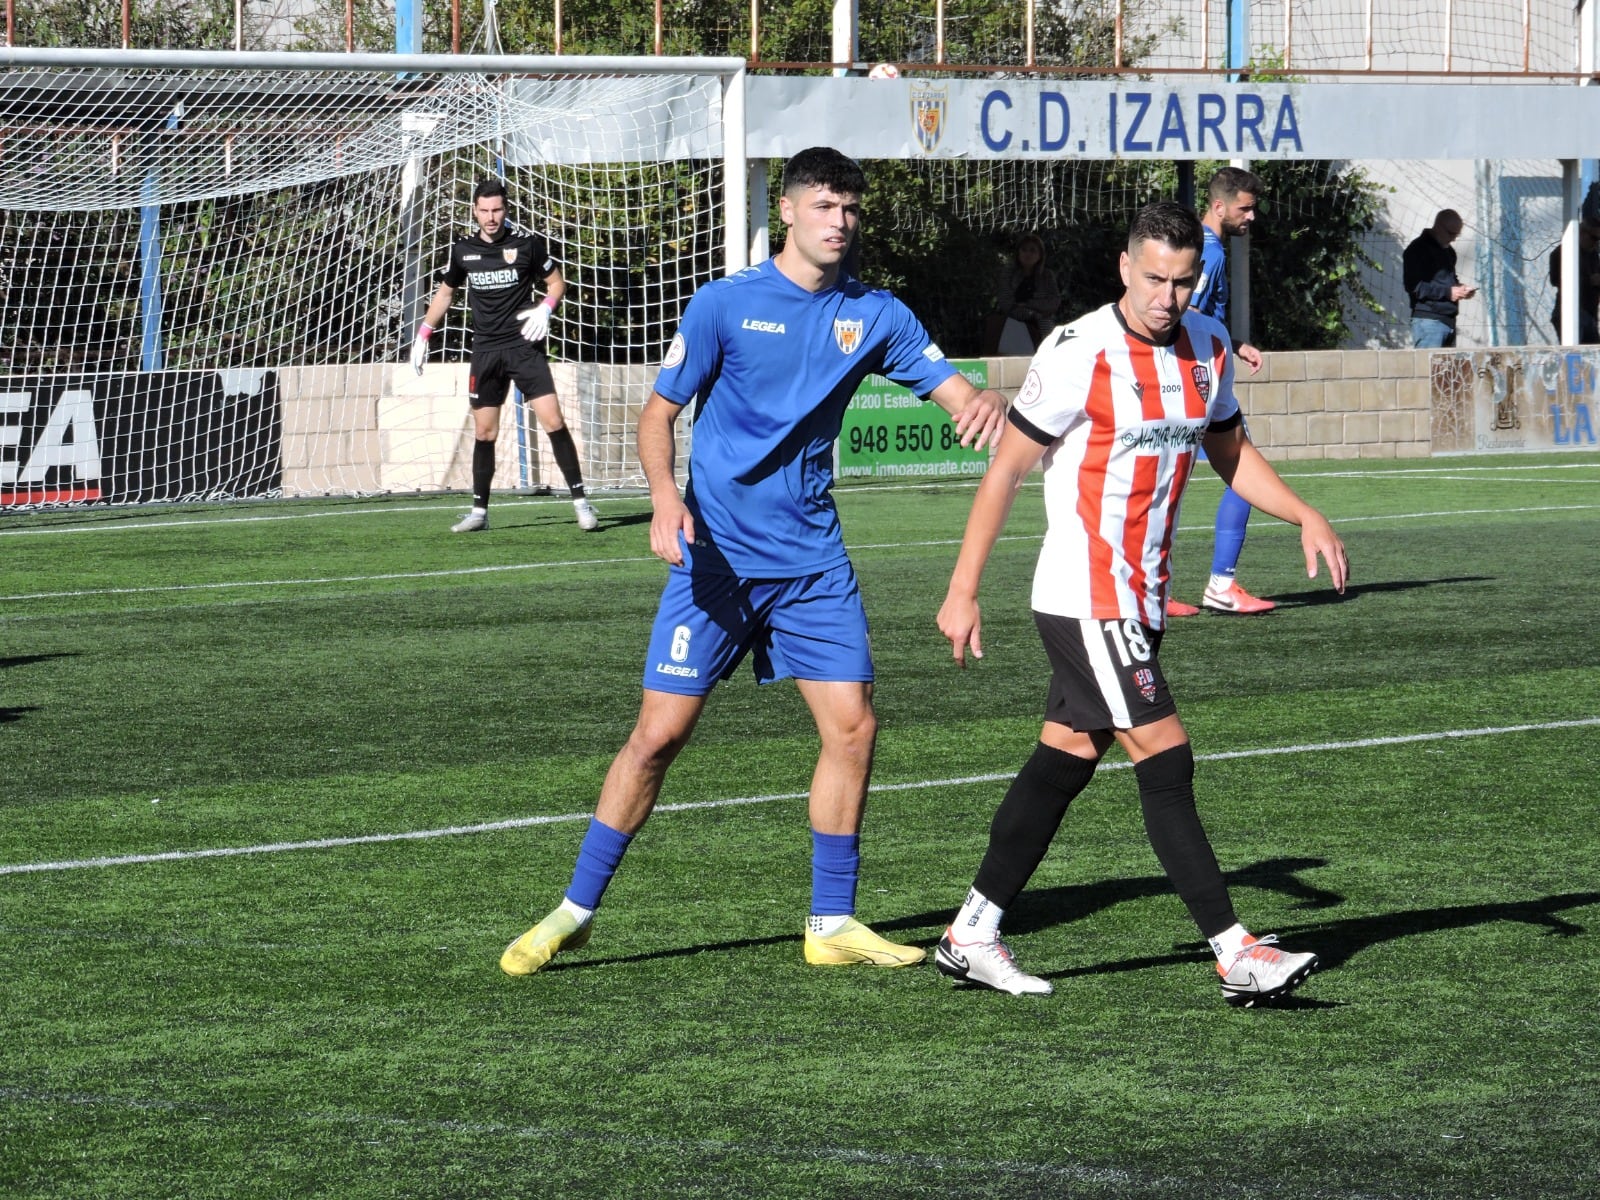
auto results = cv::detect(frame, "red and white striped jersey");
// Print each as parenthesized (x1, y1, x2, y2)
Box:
(1010, 301, 1241, 629)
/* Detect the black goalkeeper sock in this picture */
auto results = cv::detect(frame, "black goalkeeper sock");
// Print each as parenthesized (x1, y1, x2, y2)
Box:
(972, 742, 1099, 909)
(1135, 743, 1238, 939)
(472, 438, 495, 509)
(547, 426, 585, 497)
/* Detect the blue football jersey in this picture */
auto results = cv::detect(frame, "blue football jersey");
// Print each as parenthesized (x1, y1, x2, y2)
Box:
(1192, 226, 1229, 323)
(652, 258, 958, 577)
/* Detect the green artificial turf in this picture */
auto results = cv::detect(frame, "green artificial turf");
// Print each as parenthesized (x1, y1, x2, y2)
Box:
(2, 453, 1597, 1199)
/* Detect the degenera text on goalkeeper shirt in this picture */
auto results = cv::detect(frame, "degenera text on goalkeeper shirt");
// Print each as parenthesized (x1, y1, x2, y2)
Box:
(654, 257, 957, 578)
(1010, 302, 1242, 630)
(440, 224, 557, 349)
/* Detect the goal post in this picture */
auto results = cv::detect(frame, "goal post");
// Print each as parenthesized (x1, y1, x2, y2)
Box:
(0, 48, 745, 506)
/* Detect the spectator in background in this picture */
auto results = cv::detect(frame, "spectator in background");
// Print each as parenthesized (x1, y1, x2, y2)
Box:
(1404, 210, 1476, 348)
(1548, 220, 1600, 345)
(987, 233, 1061, 356)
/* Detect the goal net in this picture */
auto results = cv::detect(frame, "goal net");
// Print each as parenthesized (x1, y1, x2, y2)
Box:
(0, 51, 740, 506)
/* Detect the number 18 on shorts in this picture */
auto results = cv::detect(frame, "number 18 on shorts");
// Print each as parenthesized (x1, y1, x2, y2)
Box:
(1035, 613, 1179, 731)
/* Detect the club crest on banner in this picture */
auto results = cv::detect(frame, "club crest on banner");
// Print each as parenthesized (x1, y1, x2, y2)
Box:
(911, 85, 947, 153)
(503, 248, 518, 264)
(1191, 364, 1211, 404)
(834, 318, 864, 355)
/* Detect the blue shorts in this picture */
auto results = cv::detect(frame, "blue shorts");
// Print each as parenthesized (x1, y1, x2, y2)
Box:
(641, 562, 874, 696)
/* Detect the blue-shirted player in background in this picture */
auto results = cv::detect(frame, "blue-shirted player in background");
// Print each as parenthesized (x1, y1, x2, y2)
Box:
(501, 147, 1009, 976)
(1170, 167, 1277, 617)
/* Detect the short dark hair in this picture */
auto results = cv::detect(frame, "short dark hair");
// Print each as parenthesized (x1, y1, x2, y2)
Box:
(782, 147, 867, 198)
(1129, 200, 1204, 257)
(1207, 166, 1263, 205)
(472, 178, 509, 204)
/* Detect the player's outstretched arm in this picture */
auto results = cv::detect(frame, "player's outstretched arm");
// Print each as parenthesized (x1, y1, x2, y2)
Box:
(1203, 428, 1349, 593)
(928, 376, 1008, 452)
(637, 392, 694, 565)
(939, 425, 1048, 666)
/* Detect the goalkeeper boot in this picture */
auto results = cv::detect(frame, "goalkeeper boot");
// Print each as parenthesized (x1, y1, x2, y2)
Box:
(1217, 934, 1317, 1007)
(803, 917, 925, 967)
(452, 509, 489, 534)
(500, 907, 592, 976)
(935, 927, 1053, 995)
(573, 497, 599, 531)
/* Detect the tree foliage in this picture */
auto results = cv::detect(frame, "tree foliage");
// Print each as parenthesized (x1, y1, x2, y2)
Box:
(7, 0, 1390, 358)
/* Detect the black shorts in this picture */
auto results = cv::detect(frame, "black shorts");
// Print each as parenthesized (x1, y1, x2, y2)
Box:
(1034, 612, 1178, 732)
(469, 342, 556, 409)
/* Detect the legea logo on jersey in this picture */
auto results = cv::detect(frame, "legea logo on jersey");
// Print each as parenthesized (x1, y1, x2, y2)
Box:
(742, 318, 787, 334)
(834, 318, 864, 355)
(662, 332, 686, 369)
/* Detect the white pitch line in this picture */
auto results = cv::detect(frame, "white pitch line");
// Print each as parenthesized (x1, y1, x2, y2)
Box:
(5, 460, 1596, 540)
(4, 717, 1594, 877)
(6, 502, 1600, 606)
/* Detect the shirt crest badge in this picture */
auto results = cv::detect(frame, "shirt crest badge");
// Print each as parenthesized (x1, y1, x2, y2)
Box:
(834, 318, 864, 355)
(1191, 364, 1211, 404)
(502, 248, 519, 264)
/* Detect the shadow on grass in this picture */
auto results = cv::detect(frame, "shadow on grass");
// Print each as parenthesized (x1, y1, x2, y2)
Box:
(542, 853, 1598, 993)
(2, 653, 76, 671)
(2, 655, 70, 729)
(1267, 575, 1494, 608)
(495, 509, 651, 534)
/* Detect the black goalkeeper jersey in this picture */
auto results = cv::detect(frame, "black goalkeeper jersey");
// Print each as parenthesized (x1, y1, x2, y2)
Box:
(440, 225, 558, 349)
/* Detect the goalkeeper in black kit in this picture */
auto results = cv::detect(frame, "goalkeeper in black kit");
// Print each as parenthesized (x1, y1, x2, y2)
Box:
(411, 178, 598, 532)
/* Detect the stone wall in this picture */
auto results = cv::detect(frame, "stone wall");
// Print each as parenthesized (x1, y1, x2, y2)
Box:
(275, 348, 1441, 493)
(985, 348, 1435, 461)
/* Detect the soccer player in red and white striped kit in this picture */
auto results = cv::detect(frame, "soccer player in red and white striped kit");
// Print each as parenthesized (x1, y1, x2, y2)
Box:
(933, 200, 1348, 1006)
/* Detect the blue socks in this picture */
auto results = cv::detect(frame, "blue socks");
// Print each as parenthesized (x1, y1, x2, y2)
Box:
(1210, 486, 1254, 576)
(566, 822, 864, 920)
(565, 818, 633, 911)
(810, 830, 860, 917)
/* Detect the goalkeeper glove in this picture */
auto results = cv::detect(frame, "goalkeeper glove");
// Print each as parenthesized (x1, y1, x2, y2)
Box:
(518, 296, 557, 343)
(410, 324, 432, 376)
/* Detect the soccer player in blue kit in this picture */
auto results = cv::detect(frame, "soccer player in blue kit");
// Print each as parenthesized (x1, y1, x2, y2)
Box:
(501, 147, 1008, 976)
(1170, 167, 1277, 617)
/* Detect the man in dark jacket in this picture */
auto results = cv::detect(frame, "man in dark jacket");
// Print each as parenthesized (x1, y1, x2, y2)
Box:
(1403, 210, 1477, 348)
(1548, 220, 1600, 345)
